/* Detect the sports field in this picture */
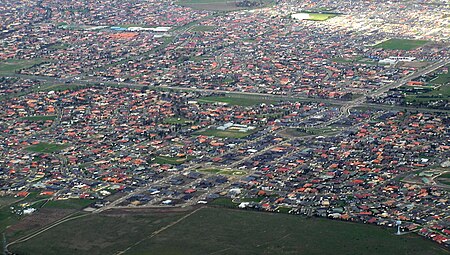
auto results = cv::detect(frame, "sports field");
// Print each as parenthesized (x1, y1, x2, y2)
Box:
(374, 39, 429, 50)
(9, 207, 450, 255)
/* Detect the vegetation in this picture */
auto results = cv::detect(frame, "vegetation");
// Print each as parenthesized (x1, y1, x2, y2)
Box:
(9, 207, 450, 254)
(177, 0, 273, 11)
(304, 12, 338, 21)
(430, 68, 450, 85)
(151, 155, 195, 165)
(25, 143, 68, 153)
(197, 95, 276, 106)
(404, 84, 450, 105)
(374, 39, 429, 50)
(196, 127, 257, 138)
(0, 59, 47, 74)
(43, 199, 95, 210)
(191, 25, 215, 32)
(21, 115, 57, 121)
(9, 212, 183, 255)
(282, 127, 341, 137)
(198, 168, 246, 175)
(163, 117, 193, 125)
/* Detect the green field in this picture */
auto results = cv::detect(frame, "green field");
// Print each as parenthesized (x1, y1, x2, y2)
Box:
(196, 127, 257, 138)
(374, 39, 429, 50)
(177, 0, 273, 11)
(48, 43, 70, 50)
(0, 59, 46, 74)
(191, 25, 215, 32)
(281, 127, 341, 137)
(304, 12, 337, 21)
(25, 143, 68, 153)
(163, 117, 193, 125)
(437, 172, 450, 185)
(9, 212, 182, 255)
(197, 95, 276, 106)
(198, 168, 246, 175)
(43, 199, 95, 210)
(21, 115, 57, 121)
(152, 155, 195, 165)
(405, 84, 450, 104)
(10, 207, 449, 255)
(430, 68, 450, 85)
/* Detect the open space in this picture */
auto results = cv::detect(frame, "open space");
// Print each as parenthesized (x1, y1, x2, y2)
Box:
(197, 95, 276, 106)
(198, 168, 246, 176)
(151, 155, 195, 165)
(43, 199, 95, 210)
(294, 12, 338, 21)
(436, 172, 450, 186)
(430, 67, 450, 85)
(25, 143, 68, 153)
(374, 39, 429, 50)
(404, 84, 450, 105)
(177, 0, 273, 11)
(195, 127, 257, 138)
(0, 59, 47, 74)
(162, 117, 193, 125)
(21, 115, 57, 121)
(9, 207, 450, 255)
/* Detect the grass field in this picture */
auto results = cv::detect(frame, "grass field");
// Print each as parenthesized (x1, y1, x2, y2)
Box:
(10, 207, 449, 255)
(177, 0, 273, 11)
(405, 84, 450, 105)
(25, 143, 68, 153)
(43, 199, 95, 210)
(191, 25, 215, 32)
(196, 127, 257, 138)
(437, 172, 450, 185)
(0, 59, 46, 74)
(198, 168, 246, 175)
(281, 127, 341, 137)
(152, 155, 195, 165)
(21, 115, 57, 121)
(374, 39, 429, 50)
(302, 12, 337, 21)
(430, 68, 450, 85)
(197, 95, 275, 106)
(10, 212, 182, 255)
(35, 84, 83, 92)
(163, 117, 193, 125)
